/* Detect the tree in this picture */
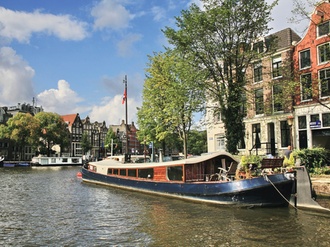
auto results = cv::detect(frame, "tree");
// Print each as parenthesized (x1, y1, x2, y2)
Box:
(35, 112, 69, 157)
(104, 128, 120, 155)
(163, 0, 277, 153)
(138, 50, 205, 158)
(3, 113, 40, 160)
(187, 130, 207, 155)
(290, 0, 317, 30)
(81, 132, 92, 155)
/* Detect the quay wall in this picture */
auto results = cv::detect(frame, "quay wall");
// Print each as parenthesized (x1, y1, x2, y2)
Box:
(311, 176, 330, 197)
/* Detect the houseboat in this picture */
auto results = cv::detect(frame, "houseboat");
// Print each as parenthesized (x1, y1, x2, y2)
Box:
(81, 151, 298, 208)
(31, 156, 82, 166)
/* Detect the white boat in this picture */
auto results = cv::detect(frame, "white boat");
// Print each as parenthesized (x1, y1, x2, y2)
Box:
(31, 156, 82, 166)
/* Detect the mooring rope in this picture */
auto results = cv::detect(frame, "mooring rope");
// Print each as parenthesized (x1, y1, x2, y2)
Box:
(264, 174, 299, 210)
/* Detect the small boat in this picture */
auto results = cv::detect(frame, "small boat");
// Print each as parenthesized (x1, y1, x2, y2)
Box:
(0, 157, 31, 168)
(0, 156, 4, 167)
(81, 151, 297, 208)
(31, 156, 82, 166)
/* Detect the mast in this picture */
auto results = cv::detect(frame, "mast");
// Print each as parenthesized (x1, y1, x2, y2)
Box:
(123, 75, 129, 161)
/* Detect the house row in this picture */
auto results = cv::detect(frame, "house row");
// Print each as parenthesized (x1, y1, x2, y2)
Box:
(207, 1, 330, 156)
(61, 114, 142, 159)
(0, 104, 142, 160)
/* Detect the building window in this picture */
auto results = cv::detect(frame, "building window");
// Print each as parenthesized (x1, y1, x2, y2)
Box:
(323, 113, 330, 127)
(272, 56, 282, 78)
(300, 73, 312, 101)
(215, 136, 225, 151)
(237, 127, 246, 150)
(318, 20, 330, 37)
(273, 84, 283, 112)
(240, 92, 247, 117)
(255, 88, 264, 114)
(319, 68, 330, 97)
(311, 114, 320, 123)
(253, 62, 263, 82)
(214, 110, 222, 122)
(318, 43, 330, 64)
(252, 124, 261, 149)
(253, 41, 264, 53)
(280, 121, 290, 148)
(298, 116, 307, 129)
(299, 49, 311, 69)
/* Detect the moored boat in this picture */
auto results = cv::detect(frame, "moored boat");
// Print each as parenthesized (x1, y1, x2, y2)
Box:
(0, 157, 30, 167)
(81, 151, 296, 208)
(31, 156, 82, 166)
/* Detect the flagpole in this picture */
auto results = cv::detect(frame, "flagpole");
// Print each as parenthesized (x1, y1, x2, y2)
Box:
(123, 75, 129, 161)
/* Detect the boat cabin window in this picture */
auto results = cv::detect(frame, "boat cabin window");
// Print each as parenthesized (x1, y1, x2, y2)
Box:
(113, 169, 118, 175)
(62, 158, 68, 163)
(51, 158, 56, 163)
(89, 165, 97, 172)
(120, 169, 127, 176)
(107, 168, 113, 174)
(128, 169, 137, 177)
(72, 158, 80, 163)
(167, 166, 183, 181)
(138, 168, 154, 179)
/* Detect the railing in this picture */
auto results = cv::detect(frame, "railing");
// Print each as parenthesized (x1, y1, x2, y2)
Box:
(249, 141, 277, 156)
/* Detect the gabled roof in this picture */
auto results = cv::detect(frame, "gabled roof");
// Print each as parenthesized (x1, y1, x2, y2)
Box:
(61, 114, 78, 127)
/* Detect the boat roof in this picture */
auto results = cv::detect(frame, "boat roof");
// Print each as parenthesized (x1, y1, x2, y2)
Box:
(88, 151, 240, 169)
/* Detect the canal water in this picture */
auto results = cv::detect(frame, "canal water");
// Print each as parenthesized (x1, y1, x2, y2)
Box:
(1, 167, 330, 247)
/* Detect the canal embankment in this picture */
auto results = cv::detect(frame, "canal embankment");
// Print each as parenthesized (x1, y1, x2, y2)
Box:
(311, 175, 330, 197)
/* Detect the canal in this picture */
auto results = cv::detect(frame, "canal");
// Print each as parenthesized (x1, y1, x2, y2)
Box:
(1, 166, 330, 246)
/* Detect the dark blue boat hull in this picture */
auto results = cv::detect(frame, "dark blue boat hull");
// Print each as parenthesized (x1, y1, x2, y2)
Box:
(81, 168, 294, 207)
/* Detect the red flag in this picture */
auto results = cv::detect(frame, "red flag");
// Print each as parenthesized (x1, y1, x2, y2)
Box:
(122, 88, 127, 104)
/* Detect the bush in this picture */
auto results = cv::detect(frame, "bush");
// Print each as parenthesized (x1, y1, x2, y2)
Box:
(294, 147, 330, 174)
(240, 155, 262, 171)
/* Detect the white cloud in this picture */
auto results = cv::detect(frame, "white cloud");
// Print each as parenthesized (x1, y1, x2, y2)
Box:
(116, 33, 142, 57)
(0, 47, 35, 105)
(0, 7, 88, 43)
(37, 80, 85, 114)
(89, 94, 139, 126)
(91, 0, 132, 31)
(151, 6, 166, 22)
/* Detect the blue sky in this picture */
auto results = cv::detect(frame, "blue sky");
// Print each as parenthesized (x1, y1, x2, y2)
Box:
(0, 0, 311, 126)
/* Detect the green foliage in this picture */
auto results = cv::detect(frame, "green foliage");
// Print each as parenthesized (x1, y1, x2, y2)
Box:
(313, 166, 330, 176)
(104, 128, 121, 154)
(163, 0, 277, 153)
(0, 124, 9, 139)
(6, 113, 40, 147)
(294, 148, 330, 174)
(138, 50, 205, 157)
(35, 112, 70, 156)
(2, 113, 40, 159)
(240, 155, 262, 171)
(283, 153, 295, 167)
(81, 132, 92, 154)
(187, 130, 207, 155)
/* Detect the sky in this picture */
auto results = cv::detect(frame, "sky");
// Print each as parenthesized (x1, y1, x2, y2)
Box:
(0, 0, 312, 127)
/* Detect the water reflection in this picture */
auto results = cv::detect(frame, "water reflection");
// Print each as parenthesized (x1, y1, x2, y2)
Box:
(0, 167, 329, 247)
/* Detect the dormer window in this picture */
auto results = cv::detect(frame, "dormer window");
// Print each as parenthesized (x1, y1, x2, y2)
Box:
(253, 41, 264, 53)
